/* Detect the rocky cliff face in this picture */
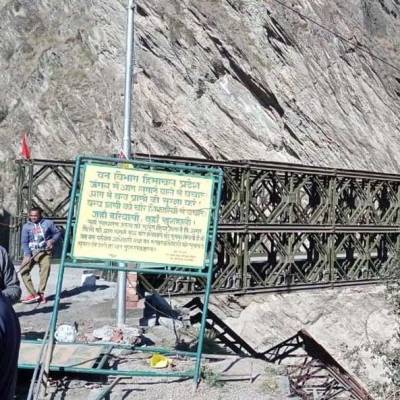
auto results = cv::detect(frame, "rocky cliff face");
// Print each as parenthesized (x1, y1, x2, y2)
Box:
(1, 0, 400, 206)
(1, 0, 400, 163)
(211, 286, 397, 392)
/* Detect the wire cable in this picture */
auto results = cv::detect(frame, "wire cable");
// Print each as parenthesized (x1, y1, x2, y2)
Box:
(269, 0, 400, 74)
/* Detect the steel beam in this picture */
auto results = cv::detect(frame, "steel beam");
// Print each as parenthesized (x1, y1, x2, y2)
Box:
(10, 154, 400, 296)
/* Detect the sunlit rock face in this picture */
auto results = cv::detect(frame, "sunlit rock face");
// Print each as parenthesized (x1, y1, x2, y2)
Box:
(212, 286, 396, 391)
(1, 0, 400, 210)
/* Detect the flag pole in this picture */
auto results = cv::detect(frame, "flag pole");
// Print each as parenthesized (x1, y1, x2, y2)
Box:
(117, 0, 136, 326)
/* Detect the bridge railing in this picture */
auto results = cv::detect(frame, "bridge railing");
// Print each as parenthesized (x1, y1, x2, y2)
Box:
(10, 155, 400, 294)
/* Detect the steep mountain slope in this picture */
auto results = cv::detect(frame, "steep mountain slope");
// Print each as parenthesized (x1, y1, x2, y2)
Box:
(1, 0, 400, 207)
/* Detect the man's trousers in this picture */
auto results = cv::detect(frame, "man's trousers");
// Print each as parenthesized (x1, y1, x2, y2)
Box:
(21, 252, 51, 294)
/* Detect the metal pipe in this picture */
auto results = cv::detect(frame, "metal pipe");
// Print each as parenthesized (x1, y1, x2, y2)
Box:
(194, 170, 224, 383)
(116, 266, 127, 326)
(122, 0, 135, 159)
(94, 377, 122, 400)
(117, 0, 136, 326)
(26, 323, 51, 400)
(64, 262, 209, 277)
(35, 157, 82, 398)
(23, 365, 194, 378)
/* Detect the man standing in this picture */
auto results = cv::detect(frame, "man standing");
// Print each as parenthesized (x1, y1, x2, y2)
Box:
(21, 207, 61, 304)
(0, 246, 21, 304)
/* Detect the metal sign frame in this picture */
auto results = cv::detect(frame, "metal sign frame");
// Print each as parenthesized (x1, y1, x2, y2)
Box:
(71, 163, 216, 268)
(45, 155, 224, 383)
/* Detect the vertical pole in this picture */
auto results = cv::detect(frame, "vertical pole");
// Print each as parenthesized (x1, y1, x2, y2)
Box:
(122, 0, 135, 157)
(117, 0, 135, 326)
(330, 174, 337, 283)
(39, 157, 81, 399)
(242, 166, 250, 291)
(194, 171, 224, 383)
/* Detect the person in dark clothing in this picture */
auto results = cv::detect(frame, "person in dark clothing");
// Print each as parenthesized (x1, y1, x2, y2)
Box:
(0, 246, 21, 304)
(0, 292, 21, 400)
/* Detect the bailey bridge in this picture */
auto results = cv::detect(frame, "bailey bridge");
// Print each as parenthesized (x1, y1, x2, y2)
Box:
(9, 154, 400, 295)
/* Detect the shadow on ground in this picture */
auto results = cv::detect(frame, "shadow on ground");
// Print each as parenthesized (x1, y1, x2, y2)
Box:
(46, 284, 110, 301)
(16, 284, 110, 317)
(16, 302, 71, 317)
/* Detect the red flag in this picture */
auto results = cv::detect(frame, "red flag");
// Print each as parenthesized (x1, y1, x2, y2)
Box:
(20, 133, 31, 160)
(118, 149, 127, 159)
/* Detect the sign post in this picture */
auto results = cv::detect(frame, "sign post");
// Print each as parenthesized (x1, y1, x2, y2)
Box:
(118, 0, 136, 326)
(46, 155, 223, 383)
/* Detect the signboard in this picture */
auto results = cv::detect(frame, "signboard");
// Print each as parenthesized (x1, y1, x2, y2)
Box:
(72, 164, 214, 268)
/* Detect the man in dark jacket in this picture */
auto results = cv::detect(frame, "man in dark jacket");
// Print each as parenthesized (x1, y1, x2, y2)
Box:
(0, 291, 21, 400)
(0, 246, 21, 304)
(21, 207, 61, 304)
(0, 246, 21, 399)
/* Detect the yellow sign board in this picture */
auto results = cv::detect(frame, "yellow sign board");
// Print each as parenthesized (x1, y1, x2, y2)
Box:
(72, 164, 214, 268)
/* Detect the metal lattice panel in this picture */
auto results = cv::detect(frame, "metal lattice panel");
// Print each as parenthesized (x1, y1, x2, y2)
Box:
(10, 159, 74, 260)
(335, 178, 400, 225)
(10, 155, 400, 295)
(333, 233, 398, 281)
(218, 166, 245, 224)
(245, 232, 331, 288)
(247, 171, 333, 225)
(262, 330, 373, 400)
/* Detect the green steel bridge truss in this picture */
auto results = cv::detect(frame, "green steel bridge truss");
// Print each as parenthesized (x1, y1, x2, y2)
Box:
(11, 154, 400, 295)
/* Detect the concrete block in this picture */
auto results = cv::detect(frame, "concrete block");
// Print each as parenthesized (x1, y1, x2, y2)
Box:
(126, 298, 145, 310)
(126, 294, 139, 302)
(127, 272, 138, 282)
(126, 301, 139, 309)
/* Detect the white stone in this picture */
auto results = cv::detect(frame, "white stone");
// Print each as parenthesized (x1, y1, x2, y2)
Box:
(93, 325, 114, 341)
(55, 324, 78, 343)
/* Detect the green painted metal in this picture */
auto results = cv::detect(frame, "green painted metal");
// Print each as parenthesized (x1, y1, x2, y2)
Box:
(93, 377, 122, 400)
(194, 166, 223, 382)
(11, 154, 400, 294)
(33, 155, 223, 383)
(47, 157, 82, 357)
(21, 339, 197, 357)
(95, 345, 114, 370)
(19, 363, 195, 378)
(64, 262, 209, 277)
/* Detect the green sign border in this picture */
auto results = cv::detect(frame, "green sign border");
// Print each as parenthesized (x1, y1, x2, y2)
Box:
(71, 163, 216, 270)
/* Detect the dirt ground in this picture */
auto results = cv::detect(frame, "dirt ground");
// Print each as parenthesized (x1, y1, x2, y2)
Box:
(14, 264, 291, 399)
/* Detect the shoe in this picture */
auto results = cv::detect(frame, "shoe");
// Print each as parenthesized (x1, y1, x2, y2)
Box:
(21, 294, 40, 304)
(39, 293, 47, 305)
